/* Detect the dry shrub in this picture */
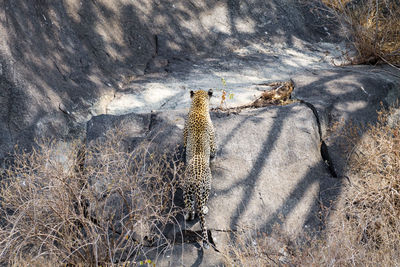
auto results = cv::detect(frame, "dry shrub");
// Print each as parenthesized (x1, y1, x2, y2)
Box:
(0, 127, 184, 266)
(321, 0, 400, 65)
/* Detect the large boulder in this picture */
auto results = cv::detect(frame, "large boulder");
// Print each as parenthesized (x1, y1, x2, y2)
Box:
(0, 0, 337, 164)
(86, 100, 341, 265)
(85, 65, 400, 264)
(208, 104, 337, 235)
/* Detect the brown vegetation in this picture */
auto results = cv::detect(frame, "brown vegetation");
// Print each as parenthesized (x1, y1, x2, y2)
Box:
(211, 80, 295, 113)
(0, 127, 184, 266)
(321, 0, 400, 65)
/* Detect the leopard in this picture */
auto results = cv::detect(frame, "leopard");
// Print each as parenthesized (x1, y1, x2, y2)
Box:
(183, 89, 216, 249)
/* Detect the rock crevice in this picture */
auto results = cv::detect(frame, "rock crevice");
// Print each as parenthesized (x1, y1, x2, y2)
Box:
(299, 99, 338, 178)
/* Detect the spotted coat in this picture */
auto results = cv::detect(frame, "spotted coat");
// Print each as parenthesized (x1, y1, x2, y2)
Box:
(183, 89, 216, 248)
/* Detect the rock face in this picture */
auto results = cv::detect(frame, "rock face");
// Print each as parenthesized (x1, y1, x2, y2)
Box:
(209, 104, 335, 235)
(86, 101, 342, 266)
(85, 68, 400, 264)
(293, 67, 400, 177)
(0, 0, 337, 164)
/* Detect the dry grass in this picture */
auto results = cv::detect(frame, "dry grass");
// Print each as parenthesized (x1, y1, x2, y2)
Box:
(224, 105, 400, 266)
(321, 0, 400, 65)
(0, 127, 184, 266)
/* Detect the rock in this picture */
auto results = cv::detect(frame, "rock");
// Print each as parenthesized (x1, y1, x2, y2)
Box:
(86, 113, 151, 146)
(293, 66, 400, 177)
(0, 0, 339, 165)
(0, 0, 155, 164)
(388, 109, 400, 128)
(208, 104, 340, 236)
(293, 66, 399, 129)
(145, 57, 169, 74)
(139, 243, 225, 267)
(86, 102, 341, 265)
(84, 64, 400, 263)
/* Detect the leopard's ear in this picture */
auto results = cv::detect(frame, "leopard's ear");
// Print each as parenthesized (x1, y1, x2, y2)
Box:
(190, 90, 194, 98)
(208, 89, 213, 97)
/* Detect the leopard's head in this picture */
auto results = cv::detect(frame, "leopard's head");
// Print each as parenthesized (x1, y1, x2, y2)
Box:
(190, 89, 213, 108)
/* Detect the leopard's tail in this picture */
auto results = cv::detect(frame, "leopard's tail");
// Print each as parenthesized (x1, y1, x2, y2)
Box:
(186, 156, 211, 249)
(196, 189, 209, 249)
